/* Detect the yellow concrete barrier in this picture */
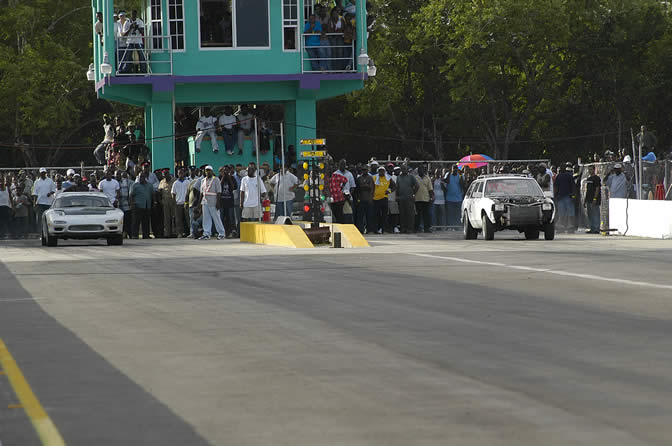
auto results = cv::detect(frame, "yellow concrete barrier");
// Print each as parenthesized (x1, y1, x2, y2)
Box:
(293, 222, 369, 248)
(240, 222, 314, 248)
(333, 224, 370, 248)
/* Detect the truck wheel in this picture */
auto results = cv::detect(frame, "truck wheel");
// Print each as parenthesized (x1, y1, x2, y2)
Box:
(463, 213, 478, 240)
(525, 229, 540, 240)
(482, 214, 495, 240)
(544, 222, 555, 240)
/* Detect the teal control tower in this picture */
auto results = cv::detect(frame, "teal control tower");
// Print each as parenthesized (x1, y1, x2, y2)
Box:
(90, 0, 371, 169)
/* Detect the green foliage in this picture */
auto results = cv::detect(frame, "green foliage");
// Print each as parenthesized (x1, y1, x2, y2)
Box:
(0, 1, 103, 166)
(321, 0, 672, 163)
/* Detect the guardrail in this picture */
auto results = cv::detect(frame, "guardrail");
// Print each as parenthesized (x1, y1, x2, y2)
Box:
(114, 35, 173, 76)
(301, 32, 356, 73)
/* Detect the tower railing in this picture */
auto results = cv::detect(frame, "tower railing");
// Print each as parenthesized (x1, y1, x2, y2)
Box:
(114, 35, 173, 76)
(301, 32, 357, 74)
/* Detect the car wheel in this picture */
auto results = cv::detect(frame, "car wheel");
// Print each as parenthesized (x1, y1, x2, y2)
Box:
(463, 213, 478, 240)
(107, 235, 123, 246)
(544, 221, 555, 240)
(43, 222, 57, 247)
(481, 214, 495, 240)
(525, 228, 540, 240)
(41, 224, 47, 246)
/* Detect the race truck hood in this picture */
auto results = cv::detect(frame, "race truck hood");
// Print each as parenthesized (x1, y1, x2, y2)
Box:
(491, 196, 544, 205)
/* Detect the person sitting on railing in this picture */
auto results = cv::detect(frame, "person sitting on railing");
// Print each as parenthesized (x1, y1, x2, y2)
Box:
(94, 12, 104, 46)
(93, 114, 115, 165)
(126, 10, 146, 74)
(217, 106, 238, 156)
(195, 110, 219, 154)
(328, 8, 346, 71)
(237, 104, 255, 155)
(304, 14, 325, 72)
(116, 11, 131, 73)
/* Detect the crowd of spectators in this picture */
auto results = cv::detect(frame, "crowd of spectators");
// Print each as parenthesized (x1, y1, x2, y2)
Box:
(1, 150, 668, 241)
(93, 114, 150, 169)
(304, 2, 358, 71)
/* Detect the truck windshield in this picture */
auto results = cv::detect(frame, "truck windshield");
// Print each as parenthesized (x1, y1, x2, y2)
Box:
(484, 179, 543, 197)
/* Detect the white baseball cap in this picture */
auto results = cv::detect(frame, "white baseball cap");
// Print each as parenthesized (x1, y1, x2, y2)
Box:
(204, 165, 214, 171)
(66, 168, 75, 176)
(39, 167, 47, 173)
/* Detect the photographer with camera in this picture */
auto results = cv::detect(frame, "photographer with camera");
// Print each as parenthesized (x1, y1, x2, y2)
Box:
(126, 10, 146, 74)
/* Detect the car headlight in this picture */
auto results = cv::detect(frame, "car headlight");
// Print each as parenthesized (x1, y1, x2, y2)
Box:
(53, 220, 67, 225)
(51, 210, 65, 216)
(494, 203, 505, 212)
(105, 219, 119, 223)
(542, 203, 552, 211)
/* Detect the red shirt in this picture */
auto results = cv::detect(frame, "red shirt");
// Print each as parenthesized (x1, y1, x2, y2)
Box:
(329, 173, 348, 203)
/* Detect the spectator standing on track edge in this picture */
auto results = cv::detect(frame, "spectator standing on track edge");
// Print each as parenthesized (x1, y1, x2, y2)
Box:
(554, 163, 575, 233)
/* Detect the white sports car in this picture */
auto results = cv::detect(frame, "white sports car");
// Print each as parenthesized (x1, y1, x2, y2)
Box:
(41, 192, 124, 247)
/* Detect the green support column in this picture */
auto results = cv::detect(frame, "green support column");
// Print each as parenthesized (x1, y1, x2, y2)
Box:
(294, 98, 317, 160)
(284, 101, 296, 156)
(144, 105, 152, 157)
(149, 100, 175, 170)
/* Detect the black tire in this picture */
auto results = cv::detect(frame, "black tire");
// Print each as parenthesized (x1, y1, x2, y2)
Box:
(43, 222, 57, 247)
(525, 228, 540, 240)
(544, 221, 555, 240)
(107, 235, 123, 246)
(463, 213, 478, 240)
(41, 225, 47, 246)
(482, 214, 495, 240)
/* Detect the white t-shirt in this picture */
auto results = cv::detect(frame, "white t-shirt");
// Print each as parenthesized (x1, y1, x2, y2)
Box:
(197, 116, 217, 131)
(171, 178, 189, 204)
(117, 19, 131, 46)
(32, 177, 56, 206)
(128, 18, 144, 45)
(270, 172, 298, 202)
(238, 113, 254, 130)
(99, 178, 120, 204)
(200, 176, 222, 207)
(240, 176, 267, 208)
(0, 189, 10, 207)
(218, 114, 237, 130)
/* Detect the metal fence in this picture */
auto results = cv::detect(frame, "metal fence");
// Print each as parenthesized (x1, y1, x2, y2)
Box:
(301, 32, 356, 73)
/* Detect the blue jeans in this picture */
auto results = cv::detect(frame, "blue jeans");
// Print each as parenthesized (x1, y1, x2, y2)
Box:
(306, 47, 322, 71)
(557, 196, 575, 230)
(275, 200, 293, 217)
(188, 207, 197, 236)
(433, 203, 446, 227)
(355, 201, 373, 233)
(220, 206, 235, 234)
(220, 129, 235, 154)
(320, 38, 331, 70)
(36, 204, 50, 230)
(445, 201, 462, 226)
(586, 202, 600, 232)
(329, 35, 344, 70)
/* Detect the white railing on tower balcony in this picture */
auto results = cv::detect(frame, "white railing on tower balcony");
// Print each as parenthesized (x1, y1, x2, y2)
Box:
(301, 32, 357, 74)
(114, 35, 173, 76)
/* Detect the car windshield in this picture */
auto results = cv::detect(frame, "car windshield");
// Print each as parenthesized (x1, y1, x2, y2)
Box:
(53, 196, 112, 208)
(484, 179, 543, 197)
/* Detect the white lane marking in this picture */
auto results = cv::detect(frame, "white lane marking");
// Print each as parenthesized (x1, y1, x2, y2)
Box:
(413, 253, 672, 291)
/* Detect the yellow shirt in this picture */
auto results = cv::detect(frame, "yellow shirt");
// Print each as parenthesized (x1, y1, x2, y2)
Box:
(373, 174, 391, 201)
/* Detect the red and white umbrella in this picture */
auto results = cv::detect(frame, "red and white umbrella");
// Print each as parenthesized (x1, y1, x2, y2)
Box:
(458, 154, 494, 170)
